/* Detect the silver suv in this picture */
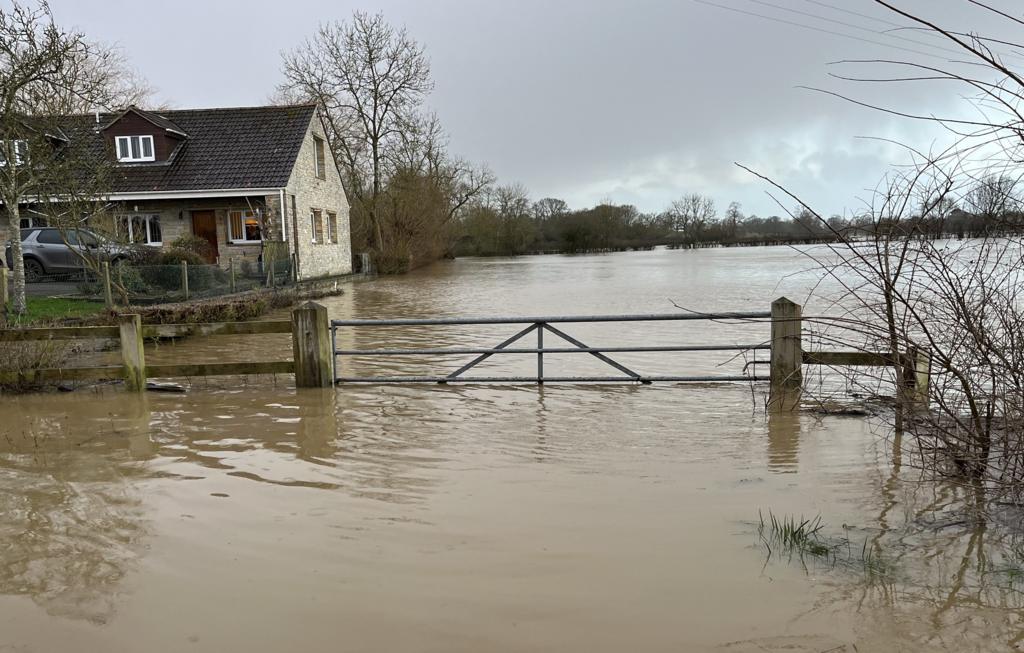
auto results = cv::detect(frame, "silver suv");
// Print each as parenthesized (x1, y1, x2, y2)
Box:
(4, 228, 134, 281)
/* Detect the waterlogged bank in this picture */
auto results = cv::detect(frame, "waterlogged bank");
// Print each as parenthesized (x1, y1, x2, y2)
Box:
(1, 247, 1022, 651)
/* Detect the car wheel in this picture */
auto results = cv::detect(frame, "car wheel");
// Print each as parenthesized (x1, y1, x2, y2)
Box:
(23, 258, 44, 282)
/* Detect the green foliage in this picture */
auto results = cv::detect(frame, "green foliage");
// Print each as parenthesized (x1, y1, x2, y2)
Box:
(121, 249, 229, 296)
(170, 234, 214, 261)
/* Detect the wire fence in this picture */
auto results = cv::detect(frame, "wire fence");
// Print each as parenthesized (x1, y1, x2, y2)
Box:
(71, 258, 296, 304)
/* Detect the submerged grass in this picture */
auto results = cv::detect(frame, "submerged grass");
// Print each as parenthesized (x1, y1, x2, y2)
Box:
(757, 509, 897, 580)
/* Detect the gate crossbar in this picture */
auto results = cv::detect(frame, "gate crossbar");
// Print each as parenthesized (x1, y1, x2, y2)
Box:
(331, 311, 771, 385)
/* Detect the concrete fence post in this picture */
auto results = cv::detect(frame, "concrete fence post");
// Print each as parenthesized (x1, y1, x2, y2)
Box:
(228, 258, 236, 294)
(118, 313, 146, 392)
(292, 302, 333, 388)
(102, 261, 113, 309)
(904, 346, 931, 407)
(769, 296, 802, 410)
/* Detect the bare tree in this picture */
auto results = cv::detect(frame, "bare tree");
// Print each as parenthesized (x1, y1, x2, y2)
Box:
(667, 193, 716, 241)
(0, 1, 132, 315)
(532, 198, 569, 223)
(724, 201, 742, 239)
(742, 1, 1024, 506)
(280, 11, 433, 252)
(965, 174, 1020, 228)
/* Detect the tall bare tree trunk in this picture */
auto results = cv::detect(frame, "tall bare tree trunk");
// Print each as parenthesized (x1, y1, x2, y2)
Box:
(7, 202, 25, 315)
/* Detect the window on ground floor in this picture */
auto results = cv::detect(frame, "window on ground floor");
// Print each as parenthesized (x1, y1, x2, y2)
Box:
(228, 210, 262, 243)
(19, 216, 46, 229)
(327, 211, 338, 244)
(310, 209, 323, 244)
(117, 214, 162, 245)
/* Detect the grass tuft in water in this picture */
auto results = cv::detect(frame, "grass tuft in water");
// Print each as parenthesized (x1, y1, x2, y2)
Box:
(758, 510, 836, 559)
(756, 509, 898, 581)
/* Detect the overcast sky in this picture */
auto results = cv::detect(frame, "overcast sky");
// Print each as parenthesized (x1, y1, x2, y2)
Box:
(45, 0, 1018, 217)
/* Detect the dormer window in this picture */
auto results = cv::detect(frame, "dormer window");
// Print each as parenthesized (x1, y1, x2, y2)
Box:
(115, 135, 155, 162)
(0, 140, 28, 166)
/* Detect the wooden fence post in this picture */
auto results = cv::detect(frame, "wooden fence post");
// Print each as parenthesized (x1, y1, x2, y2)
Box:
(292, 302, 332, 387)
(268, 258, 276, 288)
(118, 313, 146, 392)
(102, 261, 113, 309)
(291, 253, 298, 284)
(181, 261, 189, 300)
(228, 258, 236, 294)
(904, 346, 931, 407)
(769, 296, 802, 410)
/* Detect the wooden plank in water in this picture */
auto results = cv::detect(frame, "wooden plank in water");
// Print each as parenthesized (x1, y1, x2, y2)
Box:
(145, 361, 294, 377)
(0, 365, 125, 383)
(141, 321, 291, 338)
(0, 325, 120, 341)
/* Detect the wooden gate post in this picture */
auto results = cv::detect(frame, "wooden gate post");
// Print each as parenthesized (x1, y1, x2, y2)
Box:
(118, 313, 146, 392)
(292, 302, 332, 387)
(769, 297, 802, 409)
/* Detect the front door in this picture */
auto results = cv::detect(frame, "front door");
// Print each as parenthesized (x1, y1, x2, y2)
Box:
(191, 210, 219, 262)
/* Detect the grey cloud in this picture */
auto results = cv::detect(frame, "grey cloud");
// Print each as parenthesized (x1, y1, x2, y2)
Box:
(49, 0, 1015, 215)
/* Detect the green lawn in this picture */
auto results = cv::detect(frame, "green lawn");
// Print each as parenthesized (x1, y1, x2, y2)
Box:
(5, 297, 106, 324)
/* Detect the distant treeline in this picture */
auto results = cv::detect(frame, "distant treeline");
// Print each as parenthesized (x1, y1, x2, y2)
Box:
(452, 176, 1024, 257)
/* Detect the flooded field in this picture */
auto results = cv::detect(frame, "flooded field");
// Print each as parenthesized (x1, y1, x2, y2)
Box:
(1, 247, 1022, 651)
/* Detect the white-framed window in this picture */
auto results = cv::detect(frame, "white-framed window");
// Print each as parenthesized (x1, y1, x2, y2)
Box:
(115, 135, 155, 162)
(228, 210, 262, 243)
(313, 136, 326, 180)
(327, 211, 338, 244)
(0, 140, 27, 167)
(19, 215, 45, 229)
(117, 213, 162, 245)
(310, 209, 324, 244)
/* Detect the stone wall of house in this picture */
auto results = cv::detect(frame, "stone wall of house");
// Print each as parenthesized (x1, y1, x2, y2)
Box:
(285, 110, 353, 280)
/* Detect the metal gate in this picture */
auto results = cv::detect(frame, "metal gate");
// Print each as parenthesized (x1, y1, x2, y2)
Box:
(330, 311, 771, 384)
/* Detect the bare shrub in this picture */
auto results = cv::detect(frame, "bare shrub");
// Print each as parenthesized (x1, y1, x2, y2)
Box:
(0, 340, 71, 393)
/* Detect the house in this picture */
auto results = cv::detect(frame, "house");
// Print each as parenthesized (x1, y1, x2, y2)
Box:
(1, 104, 352, 280)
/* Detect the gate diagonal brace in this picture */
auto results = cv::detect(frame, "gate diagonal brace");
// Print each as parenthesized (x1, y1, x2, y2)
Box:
(442, 323, 539, 383)
(541, 323, 649, 383)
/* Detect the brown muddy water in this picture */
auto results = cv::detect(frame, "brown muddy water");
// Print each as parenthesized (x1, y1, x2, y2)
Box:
(2, 247, 1023, 652)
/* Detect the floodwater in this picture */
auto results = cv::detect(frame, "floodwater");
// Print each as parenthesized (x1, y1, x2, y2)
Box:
(1, 247, 1022, 652)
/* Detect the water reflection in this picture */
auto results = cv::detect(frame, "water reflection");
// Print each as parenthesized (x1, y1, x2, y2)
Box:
(6, 250, 1024, 650)
(0, 396, 152, 624)
(767, 409, 801, 472)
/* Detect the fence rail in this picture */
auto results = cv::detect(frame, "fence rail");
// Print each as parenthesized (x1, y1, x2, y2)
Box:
(331, 311, 775, 385)
(0, 303, 331, 390)
(0, 297, 933, 402)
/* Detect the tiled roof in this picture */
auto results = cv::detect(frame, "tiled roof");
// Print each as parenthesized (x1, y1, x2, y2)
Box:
(98, 106, 189, 136)
(62, 104, 317, 193)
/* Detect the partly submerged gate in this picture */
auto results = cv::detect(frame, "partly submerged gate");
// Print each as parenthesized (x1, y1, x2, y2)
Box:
(329, 311, 772, 384)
